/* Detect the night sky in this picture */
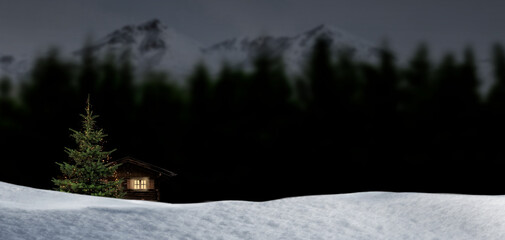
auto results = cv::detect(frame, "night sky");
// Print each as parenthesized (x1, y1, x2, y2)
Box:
(1, 0, 504, 61)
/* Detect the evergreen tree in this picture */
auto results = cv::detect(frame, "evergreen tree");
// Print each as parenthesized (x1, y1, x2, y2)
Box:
(304, 37, 338, 150)
(186, 63, 214, 173)
(77, 41, 100, 102)
(487, 44, 505, 110)
(306, 37, 337, 113)
(136, 72, 184, 166)
(485, 44, 505, 162)
(21, 48, 79, 189)
(0, 76, 17, 128)
(188, 62, 213, 121)
(52, 97, 124, 198)
(401, 44, 434, 157)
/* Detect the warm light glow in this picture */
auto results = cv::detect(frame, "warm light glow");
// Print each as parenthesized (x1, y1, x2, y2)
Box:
(132, 178, 148, 190)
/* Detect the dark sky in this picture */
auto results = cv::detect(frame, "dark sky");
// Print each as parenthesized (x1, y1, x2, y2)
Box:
(1, 0, 504, 61)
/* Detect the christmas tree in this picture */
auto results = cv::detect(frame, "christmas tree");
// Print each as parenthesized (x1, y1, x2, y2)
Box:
(53, 97, 124, 198)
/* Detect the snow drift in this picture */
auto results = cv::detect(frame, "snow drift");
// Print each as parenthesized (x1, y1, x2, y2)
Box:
(1, 181, 505, 240)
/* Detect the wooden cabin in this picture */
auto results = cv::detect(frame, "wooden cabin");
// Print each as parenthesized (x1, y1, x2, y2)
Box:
(113, 157, 176, 201)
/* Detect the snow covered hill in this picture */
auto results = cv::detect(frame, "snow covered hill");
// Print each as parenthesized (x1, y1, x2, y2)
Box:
(1, 181, 505, 240)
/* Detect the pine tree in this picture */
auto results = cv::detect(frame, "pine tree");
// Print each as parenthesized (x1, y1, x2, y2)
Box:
(52, 97, 124, 198)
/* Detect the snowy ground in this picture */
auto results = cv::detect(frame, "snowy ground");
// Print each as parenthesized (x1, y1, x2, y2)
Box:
(1, 181, 505, 240)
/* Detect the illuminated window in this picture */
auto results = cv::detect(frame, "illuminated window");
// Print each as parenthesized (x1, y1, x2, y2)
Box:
(132, 178, 147, 190)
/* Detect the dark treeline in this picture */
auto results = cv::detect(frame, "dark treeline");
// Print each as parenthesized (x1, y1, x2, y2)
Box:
(1, 39, 505, 202)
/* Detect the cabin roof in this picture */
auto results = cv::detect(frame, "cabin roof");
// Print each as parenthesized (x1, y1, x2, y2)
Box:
(113, 157, 177, 177)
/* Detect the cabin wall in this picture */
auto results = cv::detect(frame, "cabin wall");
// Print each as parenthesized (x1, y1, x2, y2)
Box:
(116, 163, 161, 201)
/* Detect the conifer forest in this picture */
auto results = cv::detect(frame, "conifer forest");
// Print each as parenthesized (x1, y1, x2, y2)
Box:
(2, 39, 505, 203)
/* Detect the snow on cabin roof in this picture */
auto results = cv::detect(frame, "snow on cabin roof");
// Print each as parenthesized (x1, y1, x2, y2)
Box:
(112, 156, 177, 177)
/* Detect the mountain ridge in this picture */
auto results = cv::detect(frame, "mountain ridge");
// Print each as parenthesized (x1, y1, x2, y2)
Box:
(0, 19, 378, 80)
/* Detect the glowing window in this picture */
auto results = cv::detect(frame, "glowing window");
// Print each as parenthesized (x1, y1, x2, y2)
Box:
(133, 179, 147, 190)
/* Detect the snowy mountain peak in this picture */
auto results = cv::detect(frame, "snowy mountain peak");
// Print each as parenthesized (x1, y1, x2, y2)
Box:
(137, 18, 165, 32)
(108, 18, 166, 36)
(303, 24, 339, 37)
(77, 19, 203, 77)
(202, 23, 379, 74)
(294, 24, 377, 55)
(100, 18, 168, 52)
(0, 53, 28, 78)
(0, 55, 14, 65)
(4, 20, 380, 81)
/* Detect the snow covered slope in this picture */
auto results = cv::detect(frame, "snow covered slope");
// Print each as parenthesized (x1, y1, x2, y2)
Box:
(1, 181, 505, 240)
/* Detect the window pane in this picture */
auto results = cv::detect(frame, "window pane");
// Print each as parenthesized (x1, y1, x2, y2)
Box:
(132, 178, 148, 190)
